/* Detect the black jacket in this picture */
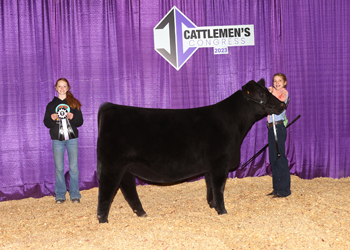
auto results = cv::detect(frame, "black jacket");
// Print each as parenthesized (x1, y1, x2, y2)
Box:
(44, 97, 84, 140)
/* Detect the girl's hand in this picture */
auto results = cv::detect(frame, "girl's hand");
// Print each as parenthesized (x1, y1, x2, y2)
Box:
(67, 112, 74, 120)
(268, 87, 274, 93)
(51, 113, 59, 121)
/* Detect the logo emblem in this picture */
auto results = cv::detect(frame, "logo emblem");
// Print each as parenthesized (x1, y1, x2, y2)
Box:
(154, 7, 198, 70)
(154, 6, 255, 70)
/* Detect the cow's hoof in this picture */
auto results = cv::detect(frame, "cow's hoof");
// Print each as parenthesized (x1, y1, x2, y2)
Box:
(208, 201, 216, 209)
(134, 210, 147, 217)
(97, 215, 108, 223)
(217, 208, 227, 215)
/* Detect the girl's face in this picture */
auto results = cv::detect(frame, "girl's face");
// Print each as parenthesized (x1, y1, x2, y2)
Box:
(273, 75, 287, 90)
(55, 80, 69, 96)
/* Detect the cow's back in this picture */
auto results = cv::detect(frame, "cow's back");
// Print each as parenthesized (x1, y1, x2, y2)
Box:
(97, 102, 238, 182)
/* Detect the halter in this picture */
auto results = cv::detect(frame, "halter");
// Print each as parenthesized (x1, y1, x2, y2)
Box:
(243, 84, 285, 165)
(244, 94, 268, 107)
(244, 90, 282, 166)
(243, 82, 270, 109)
(271, 96, 289, 165)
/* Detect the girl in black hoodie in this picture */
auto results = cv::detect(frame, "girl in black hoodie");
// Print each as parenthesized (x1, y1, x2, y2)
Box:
(44, 78, 83, 204)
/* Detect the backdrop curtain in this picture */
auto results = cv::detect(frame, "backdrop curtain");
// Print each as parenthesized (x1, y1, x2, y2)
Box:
(0, 0, 349, 201)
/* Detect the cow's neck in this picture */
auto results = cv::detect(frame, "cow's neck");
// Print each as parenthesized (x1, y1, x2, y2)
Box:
(219, 91, 267, 143)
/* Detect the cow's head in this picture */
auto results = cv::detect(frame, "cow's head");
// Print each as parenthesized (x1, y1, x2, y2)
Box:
(242, 79, 286, 115)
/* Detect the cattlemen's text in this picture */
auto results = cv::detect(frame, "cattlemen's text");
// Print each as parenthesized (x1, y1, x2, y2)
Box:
(184, 27, 251, 39)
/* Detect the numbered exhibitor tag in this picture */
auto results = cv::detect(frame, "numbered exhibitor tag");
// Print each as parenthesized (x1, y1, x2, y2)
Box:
(214, 47, 228, 55)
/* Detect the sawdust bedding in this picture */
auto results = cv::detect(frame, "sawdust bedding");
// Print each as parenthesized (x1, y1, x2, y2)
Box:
(1, 175, 350, 250)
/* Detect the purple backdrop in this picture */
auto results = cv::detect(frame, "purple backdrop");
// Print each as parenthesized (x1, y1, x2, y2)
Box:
(0, 0, 349, 201)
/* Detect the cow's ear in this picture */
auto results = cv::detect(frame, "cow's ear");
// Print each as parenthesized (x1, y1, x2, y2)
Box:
(257, 79, 265, 87)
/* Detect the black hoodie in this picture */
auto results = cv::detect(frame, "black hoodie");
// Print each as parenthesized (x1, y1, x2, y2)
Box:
(44, 97, 84, 140)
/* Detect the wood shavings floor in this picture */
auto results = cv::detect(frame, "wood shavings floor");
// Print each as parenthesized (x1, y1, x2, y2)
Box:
(1, 175, 350, 249)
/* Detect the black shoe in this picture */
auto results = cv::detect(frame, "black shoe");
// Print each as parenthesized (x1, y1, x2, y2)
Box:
(267, 191, 276, 196)
(56, 200, 65, 204)
(272, 193, 284, 198)
(71, 198, 80, 204)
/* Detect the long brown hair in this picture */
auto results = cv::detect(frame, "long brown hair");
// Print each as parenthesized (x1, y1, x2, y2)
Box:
(55, 78, 82, 110)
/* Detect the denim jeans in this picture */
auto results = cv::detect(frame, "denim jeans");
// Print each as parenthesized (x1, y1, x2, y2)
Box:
(268, 123, 291, 197)
(52, 138, 81, 201)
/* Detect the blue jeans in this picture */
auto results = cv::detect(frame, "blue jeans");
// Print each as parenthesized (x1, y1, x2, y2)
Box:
(268, 124, 291, 197)
(52, 138, 81, 201)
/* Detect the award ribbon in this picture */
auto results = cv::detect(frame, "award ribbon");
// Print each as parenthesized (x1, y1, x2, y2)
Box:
(55, 104, 77, 141)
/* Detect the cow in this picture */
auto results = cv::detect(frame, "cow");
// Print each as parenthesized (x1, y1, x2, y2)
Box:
(96, 79, 286, 223)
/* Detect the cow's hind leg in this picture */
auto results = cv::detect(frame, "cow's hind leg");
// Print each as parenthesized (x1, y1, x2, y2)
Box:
(97, 165, 125, 223)
(204, 173, 215, 208)
(120, 172, 147, 217)
(97, 181, 118, 223)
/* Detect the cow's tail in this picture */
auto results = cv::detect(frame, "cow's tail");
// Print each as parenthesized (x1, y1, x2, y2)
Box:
(97, 160, 102, 181)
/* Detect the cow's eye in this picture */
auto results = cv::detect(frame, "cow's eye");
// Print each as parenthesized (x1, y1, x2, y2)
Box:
(247, 91, 250, 94)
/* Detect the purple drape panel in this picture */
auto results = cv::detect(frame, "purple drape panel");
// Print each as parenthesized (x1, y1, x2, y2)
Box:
(0, 0, 349, 201)
(281, 0, 350, 178)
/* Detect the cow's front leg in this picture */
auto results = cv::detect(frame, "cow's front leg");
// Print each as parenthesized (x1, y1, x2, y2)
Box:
(210, 171, 228, 215)
(120, 171, 147, 217)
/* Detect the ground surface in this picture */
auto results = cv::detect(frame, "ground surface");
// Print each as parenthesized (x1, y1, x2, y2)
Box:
(1, 175, 350, 249)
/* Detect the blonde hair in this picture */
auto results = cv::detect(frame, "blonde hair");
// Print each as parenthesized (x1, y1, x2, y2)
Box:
(55, 78, 82, 110)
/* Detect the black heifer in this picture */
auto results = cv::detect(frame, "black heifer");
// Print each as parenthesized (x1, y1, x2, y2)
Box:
(97, 79, 286, 223)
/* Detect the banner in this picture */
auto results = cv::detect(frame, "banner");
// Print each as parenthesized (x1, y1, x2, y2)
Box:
(154, 6, 254, 70)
